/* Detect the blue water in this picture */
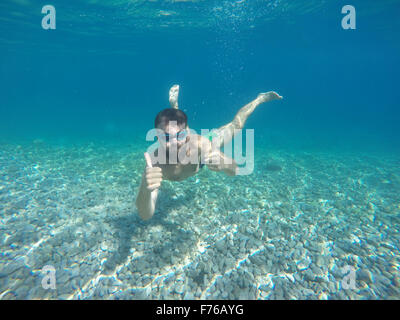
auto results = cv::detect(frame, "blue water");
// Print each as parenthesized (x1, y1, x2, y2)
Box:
(0, 0, 399, 300)
(1, 0, 399, 150)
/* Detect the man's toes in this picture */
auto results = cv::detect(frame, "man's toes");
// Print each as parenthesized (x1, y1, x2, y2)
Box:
(271, 91, 283, 99)
(258, 91, 282, 101)
(257, 92, 268, 99)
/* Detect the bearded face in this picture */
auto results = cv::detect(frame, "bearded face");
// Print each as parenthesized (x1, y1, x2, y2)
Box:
(157, 121, 188, 156)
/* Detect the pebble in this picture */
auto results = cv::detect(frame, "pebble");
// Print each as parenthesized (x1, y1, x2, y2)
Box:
(285, 273, 295, 283)
(315, 255, 324, 267)
(393, 277, 400, 288)
(15, 285, 30, 299)
(318, 292, 328, 300)
(297, 257, 311, 271)
(2, 260, 25, 276)
(239, 290, 249, 300)
(375, 274, 391, 287)
(259, 284, 271, 292)
(302, 288, 315, 297)
(215, 241, 224, 251)
(70, 267, 80, 278)
(183, 292, 194, 300)
(175, 283, 185, 295)
(303, 269, 315, 282)
(356, 269, 373, 283)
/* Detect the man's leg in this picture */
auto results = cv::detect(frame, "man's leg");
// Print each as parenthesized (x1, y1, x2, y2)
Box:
(212, 91, 282, 148)
(169, 84, 180, 109)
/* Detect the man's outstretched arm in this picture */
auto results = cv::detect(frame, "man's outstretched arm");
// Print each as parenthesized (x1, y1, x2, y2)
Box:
(204, 149, 238, 176)
(135, 153, 162, 220)
(197, 135, 238, 176)
(221, 155, 239, 176)
(136, 172, 159, 220)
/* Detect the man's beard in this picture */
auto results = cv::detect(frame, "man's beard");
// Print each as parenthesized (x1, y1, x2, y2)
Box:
(165, 144, 189, 164)
(165, 144, 178, 163)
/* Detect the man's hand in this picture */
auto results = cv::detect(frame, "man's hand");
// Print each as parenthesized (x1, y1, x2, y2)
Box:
(204, 150, 234, 173)
(143, 152, 163, 191)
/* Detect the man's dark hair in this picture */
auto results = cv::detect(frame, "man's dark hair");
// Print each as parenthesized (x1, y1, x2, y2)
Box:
(154, 108, 188, 129)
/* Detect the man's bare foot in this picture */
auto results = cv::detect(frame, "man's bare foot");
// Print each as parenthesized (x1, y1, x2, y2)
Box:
(169, 84, 180, 109)
(257, 91, 283, 103)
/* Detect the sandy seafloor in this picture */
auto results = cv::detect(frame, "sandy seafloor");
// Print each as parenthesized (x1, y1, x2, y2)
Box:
(0, 138, 399, 300)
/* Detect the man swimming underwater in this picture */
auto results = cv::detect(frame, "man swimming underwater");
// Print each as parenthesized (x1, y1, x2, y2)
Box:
(136, 84, 282, 220)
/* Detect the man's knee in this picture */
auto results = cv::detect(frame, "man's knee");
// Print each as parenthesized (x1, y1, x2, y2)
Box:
(232, 116, 243, 129)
